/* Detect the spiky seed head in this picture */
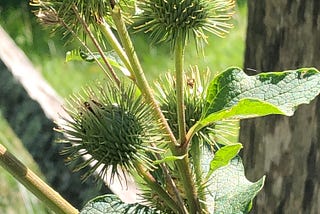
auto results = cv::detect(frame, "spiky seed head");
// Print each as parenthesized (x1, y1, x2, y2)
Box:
(58, 82, 162, 182)
(135, 0, 235, 49)
(30, 0, 135, 43)
(154, 66, 238, 148)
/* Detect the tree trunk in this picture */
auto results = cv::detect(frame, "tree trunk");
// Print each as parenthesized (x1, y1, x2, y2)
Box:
(240, 1, 320, 213)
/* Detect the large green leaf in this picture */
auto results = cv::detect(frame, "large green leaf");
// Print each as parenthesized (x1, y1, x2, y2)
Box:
(80, 194, 158, 214)
(204, 67, 320, 119)
(206, 158, 265, 214)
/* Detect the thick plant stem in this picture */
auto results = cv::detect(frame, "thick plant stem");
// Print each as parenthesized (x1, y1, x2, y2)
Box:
(175, 35, 187, 145)
(0, 144, 78, 214)
(135, 164, 182, 214)
(175, 147, 202, 213)
(174, 35, 201, 213)
(98, 21, 135, 80)
(110, 7, 178, 147)
(190, 139, 208, 212)
(110, 7, 201, 213)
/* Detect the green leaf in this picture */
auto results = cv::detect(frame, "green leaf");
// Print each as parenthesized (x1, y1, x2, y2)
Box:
(153, 154, 186, 165)
(207, 143, 242, 178)
(206, 158, 265, 214)
(204, 67, 320, 118)
(66, 49, 130, 75)
(80, 194, 159, 214)
(198, 98, 284, 128)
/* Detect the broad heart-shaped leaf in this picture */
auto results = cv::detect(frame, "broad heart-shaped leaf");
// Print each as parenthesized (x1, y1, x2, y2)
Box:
(203, 67, 320, 122)
(205, 157, 265, 214)
(80, 194, 159, 214)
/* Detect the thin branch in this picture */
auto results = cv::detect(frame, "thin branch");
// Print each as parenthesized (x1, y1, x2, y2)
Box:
(59, 19, 114, 83)
(71, 4, 121, 86)
(0, 144, 78, 214)
(135, 163, 182, 214)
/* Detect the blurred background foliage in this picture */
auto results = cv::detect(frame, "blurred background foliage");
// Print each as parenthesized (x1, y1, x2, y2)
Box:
(0, 0, 247, 213)
(0, 0, 247, 96)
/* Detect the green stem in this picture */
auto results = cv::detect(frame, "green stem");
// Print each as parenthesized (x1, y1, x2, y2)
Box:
(174, 35, 201, 213)
(175, 35, 187, 145)
(0, 144, 78, 214)
(98, 21, 135, 80)
(190, 138, 208, 212)
(110, 6, 201, 213)
(110, 7, 178, 147)
(152, 149, 188, 214)
(72, 4, 121, 86)
(175, 148, 202, 213)
(135, 164, 182, 214)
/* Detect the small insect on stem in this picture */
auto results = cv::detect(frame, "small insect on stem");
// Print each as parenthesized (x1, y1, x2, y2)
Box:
(187, 78, 195, 89)
(110, 0, 116, 9)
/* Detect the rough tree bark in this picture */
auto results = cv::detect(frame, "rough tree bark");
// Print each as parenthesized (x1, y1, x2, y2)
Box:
(240, 1, 320, 213)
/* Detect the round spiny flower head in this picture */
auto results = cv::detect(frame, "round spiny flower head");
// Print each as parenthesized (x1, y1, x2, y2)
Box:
(154, 66, 238, 148)
(58, 82, 162, 182)
(135, 0, 235, 49)
(31, 0, 135, 43)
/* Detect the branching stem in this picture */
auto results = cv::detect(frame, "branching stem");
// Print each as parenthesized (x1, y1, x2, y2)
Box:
(135, 163, 182, 214)
(175, 35, 187, 145)
(110, 7, 177, 147)
(110, 6, 201, 213)
(72, 4, 121, 86)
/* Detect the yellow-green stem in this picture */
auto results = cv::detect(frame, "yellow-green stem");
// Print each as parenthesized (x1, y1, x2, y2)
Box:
(190, 138, 208, 212)
(175, 148, 202, 213)
(174, 35, 201, 214)
(175, 35, 187, 145)
(98, 21, 135, 80)
(0, 144, 78, 214)
(110, 7, 178, 147)
(110, 6, 201, 213)
(135, 164, 182, 214)
(72, 4, 120, 86)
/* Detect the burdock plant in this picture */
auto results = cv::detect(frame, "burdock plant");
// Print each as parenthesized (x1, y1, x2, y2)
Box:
(2, 0, 320, 214)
